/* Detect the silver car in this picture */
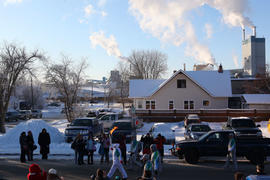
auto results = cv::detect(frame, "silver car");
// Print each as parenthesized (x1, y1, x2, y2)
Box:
(184, 123, 211, 140)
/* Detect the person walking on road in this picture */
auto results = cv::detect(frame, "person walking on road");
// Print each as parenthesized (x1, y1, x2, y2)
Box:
(19, 131, 28, 163)
(140, 133, 154, 155)
(150, 144, 161, 180)
(128, 136, 142, 169)
(100, 134, 110, 164)
(38, 128, 51, 160)
(118, 133, 127, 165)
(154, 134, 166, 163)
(86, 134, 96, 165)
(107, 144, 128, 180)
(27, 131, 35, 161)
(224, 133, 238, 171)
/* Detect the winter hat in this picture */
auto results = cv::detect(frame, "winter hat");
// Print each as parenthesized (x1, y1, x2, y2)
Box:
(29, 164, 41, 173)
(48, 168, 57, 175)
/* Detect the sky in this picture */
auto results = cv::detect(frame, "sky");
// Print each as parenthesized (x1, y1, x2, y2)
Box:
(0, 0, 269, 80)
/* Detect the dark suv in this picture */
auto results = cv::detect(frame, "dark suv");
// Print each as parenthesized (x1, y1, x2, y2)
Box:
(223, 117, 262, 138)
(111, 120, 136, 143)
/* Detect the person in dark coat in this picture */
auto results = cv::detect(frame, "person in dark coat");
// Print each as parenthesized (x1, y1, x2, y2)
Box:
(20, 131, 28, 163)
(140, 133, 154, 155)
(154, 134, 166, 163)
(118, 133, 127, 165)
(38, 128, 51, 160)
(27, 131, 35, 161)
(75, 134, 86, 165)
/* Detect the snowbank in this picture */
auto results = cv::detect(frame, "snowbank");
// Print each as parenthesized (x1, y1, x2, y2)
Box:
(0, 119, 64, 146)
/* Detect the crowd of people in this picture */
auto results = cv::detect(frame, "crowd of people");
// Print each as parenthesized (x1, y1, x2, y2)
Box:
(19, 128, 51, 163)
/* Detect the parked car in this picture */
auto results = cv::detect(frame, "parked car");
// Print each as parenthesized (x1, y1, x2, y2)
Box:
(19, 110, 32, 120)
(184, 123, 211, 140)
(149, 123, 176, 144)
(5, 111, 20, 122)
(184, 114, 200, 128)
(171, 130, 270, 164)
(98, 113, 123, 131)
(48, 102, 61, 107)
(31, 109, 42, 118)
(64, 118, 103, 143)
(222, 117, 262, 138)
(86, 110, 97, 117)
(110, 120, 136, 143)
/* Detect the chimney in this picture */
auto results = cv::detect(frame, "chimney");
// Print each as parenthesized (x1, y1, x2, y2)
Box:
(242, 28, 245, 40)
(252, 26, 256, 37)
(183, 63, 186, 71)
(218, 64, 223, 73)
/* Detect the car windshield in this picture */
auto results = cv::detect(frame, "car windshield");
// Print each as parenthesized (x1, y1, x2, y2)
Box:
(198, 132, 211, 141)
(112, 122, 132, 130)
(70, 119, 92, 126)
(188, 120, 199, 124)
(232, 119, 256, 128)
(191, 125, 211, 132)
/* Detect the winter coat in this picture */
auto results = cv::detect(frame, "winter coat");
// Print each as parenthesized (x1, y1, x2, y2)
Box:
(38, 132, 51, 154)
(228, 138, 236, 152)
(102, 137, 110, 149)
(154, 136, 166, 150)
(112, 144, 122, 163)
(151, 151, 160, 171)
(27, 135, 35, 151)
(86, 139, 96, 151)
(118, 135, 126, 151)
(130, 140, 140, 154)
(27, 164, 47, 180)
(76, 139, 86, 152)
(141, 135, 153, 150)
(20, 134, 28, 150)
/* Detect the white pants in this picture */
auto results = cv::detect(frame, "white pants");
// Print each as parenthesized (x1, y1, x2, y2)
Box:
(224, 150, 238, 170)
(107, 161, 128, 179)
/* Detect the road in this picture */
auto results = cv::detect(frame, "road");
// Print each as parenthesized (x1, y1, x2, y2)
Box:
(0, 157, 269, 180)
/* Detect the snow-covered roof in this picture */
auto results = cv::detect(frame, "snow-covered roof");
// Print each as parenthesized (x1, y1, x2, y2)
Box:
(129, 79, 165, 98)
(129, 70, 232, 98)
(243, 94, 270, 104)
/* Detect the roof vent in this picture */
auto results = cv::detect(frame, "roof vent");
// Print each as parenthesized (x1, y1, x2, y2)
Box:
(218, 64, 223, 73)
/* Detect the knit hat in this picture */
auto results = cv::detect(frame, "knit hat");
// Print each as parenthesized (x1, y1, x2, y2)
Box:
(48, 168, 57, 175)
(29, 164, 41, 173)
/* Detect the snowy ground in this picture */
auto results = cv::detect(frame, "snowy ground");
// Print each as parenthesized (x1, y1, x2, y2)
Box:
(1, 105, 270, 160)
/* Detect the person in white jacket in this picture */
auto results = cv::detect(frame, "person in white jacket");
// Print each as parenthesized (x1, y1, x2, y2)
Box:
(224, 133, 238, 170)
(107, 144, 128, 180)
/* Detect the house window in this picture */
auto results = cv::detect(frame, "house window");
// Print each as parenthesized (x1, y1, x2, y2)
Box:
(146, 101, 150, 109)
(137, 101, 143, 109)
(184, 101, 189, 109)
(151, 101, 156, 109)
(177, 79, 186, 88)
(169, 100, 174, 110)
(203, 100, 210, 106)
(184, 101, 194, 109)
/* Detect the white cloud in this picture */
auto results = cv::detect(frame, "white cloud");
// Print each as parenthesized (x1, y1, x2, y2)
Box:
(128, 0, 252, 64)
(204, 23, 213, 39)
(89, 31, 121, 57)
(3, 0, 22, 5)
(98, 0, 107, 7)
(101, 11, 107, 17)
(233, 53, 239, 68)
(84, 4, 95, 17)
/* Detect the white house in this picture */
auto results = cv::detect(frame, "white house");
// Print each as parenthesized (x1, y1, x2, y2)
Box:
(129, 70, 232, 110)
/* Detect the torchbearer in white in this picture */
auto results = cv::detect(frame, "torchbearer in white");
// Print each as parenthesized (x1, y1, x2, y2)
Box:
(224, 133, 238, 170)
(107, 144, 128, 180)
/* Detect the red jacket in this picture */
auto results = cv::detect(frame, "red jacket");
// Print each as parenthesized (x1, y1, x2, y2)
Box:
(154, 136, 166, 150)
(27, 164, 47, 180)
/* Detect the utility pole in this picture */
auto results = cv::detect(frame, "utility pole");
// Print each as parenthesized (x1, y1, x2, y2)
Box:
(31, 77, 34, 109)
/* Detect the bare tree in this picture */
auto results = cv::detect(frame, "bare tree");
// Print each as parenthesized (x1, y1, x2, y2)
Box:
(21, 83, 45, 109)
(0, 42, 44, 133)
(118, 62, 130, 110)
(45, 56, 87, 122)
(125, 50, 168, 79)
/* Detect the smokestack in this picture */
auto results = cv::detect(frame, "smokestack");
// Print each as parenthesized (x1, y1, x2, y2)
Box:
(252, 26, 256, 37)
(242, 28, 245, 40)
(183, 63, 186, 71)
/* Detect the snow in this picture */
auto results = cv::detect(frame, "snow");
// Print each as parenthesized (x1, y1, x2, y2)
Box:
(129, 79, 165, 98)
(243, 94, 270, 104)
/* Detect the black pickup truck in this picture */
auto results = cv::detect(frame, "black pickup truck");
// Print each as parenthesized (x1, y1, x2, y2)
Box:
(171, 130, 270, 164)
(223, 117, 262, 138)
(64, 118, 103, 142)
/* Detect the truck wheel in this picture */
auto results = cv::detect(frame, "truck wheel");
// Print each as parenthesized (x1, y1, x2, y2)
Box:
(185, 149, 199, 164)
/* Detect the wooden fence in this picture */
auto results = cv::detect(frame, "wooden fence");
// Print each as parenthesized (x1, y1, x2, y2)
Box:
(134, 109, 270, 122)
